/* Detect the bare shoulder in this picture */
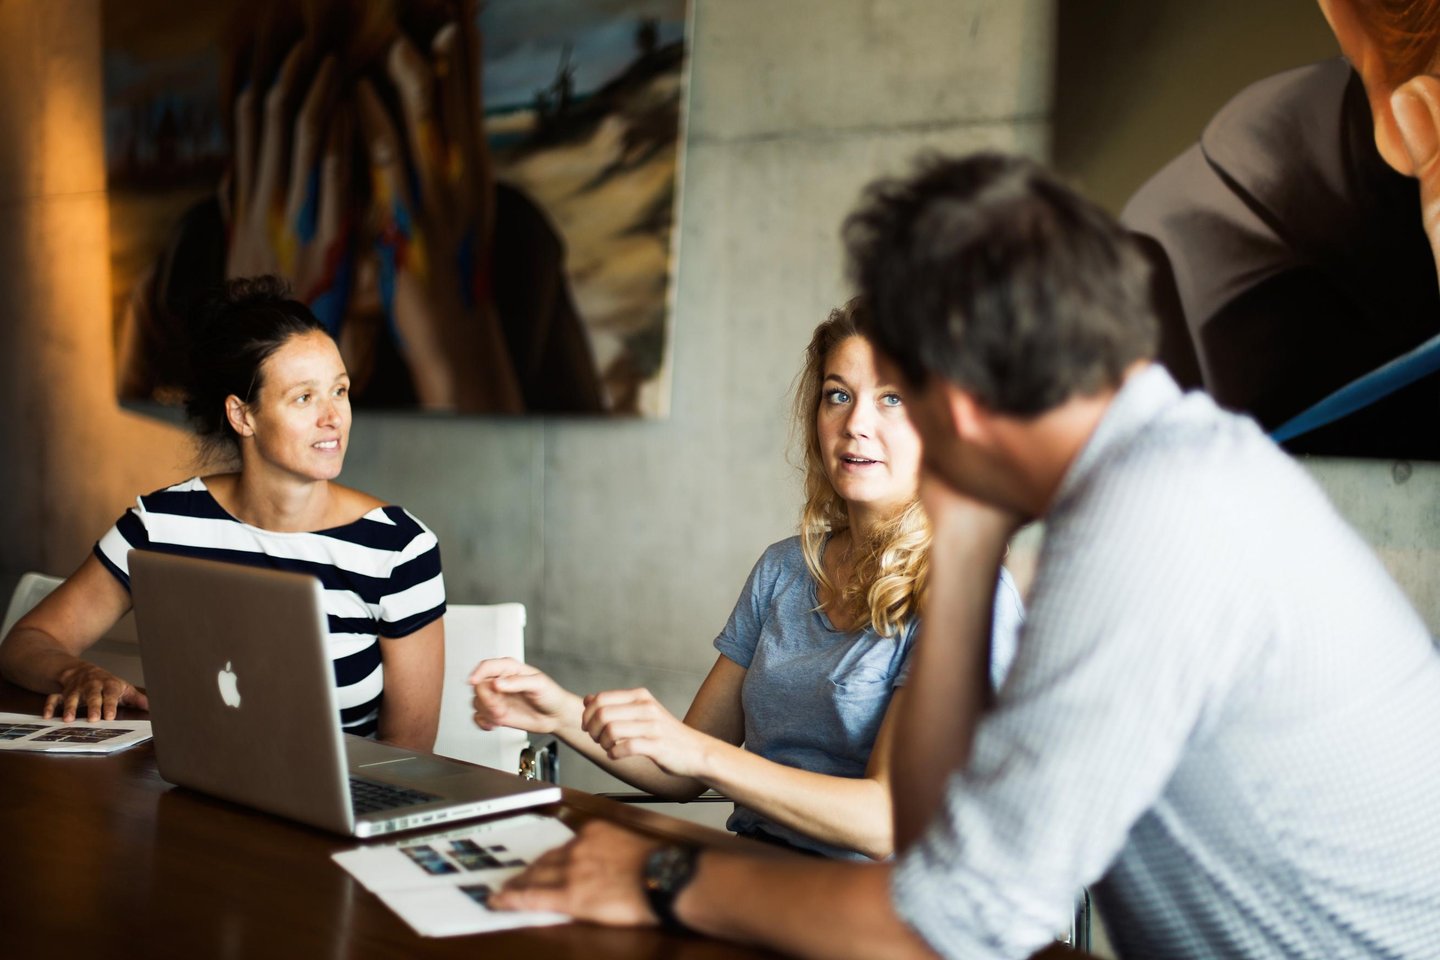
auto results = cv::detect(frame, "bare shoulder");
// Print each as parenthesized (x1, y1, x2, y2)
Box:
(331, 482, 389, 520)
(198, 473, 241, 513)
(199, 472, 240, 497)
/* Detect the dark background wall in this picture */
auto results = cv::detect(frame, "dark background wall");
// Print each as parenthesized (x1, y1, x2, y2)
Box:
(1053, 0, 1337, 212)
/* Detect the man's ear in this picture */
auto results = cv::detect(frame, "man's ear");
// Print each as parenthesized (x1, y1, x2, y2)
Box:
(225, 395, 255, 439)
(1319, 0, 1421, 175)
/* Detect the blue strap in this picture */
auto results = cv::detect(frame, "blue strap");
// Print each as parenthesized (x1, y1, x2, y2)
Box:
(1270, 330, 1440, 444)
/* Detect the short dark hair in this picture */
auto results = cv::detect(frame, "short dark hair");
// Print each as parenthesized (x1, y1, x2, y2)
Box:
(184, 275, 328, 457)
(843, 152, 1158, 416)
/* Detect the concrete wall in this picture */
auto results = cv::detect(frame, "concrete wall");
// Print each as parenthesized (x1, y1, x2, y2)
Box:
(0, 0, 1054, 798)
(1052, 0, 1440, 629)
(0, 0, 194, 584)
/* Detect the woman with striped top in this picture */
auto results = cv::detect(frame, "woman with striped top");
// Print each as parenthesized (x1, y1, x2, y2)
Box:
(0, 277, 446, 750)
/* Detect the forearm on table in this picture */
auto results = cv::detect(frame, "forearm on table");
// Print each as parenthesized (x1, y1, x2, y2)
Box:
(696, 738, 894, 858)
(891, 529, 1005, 851)
(676, 852, 936, 960)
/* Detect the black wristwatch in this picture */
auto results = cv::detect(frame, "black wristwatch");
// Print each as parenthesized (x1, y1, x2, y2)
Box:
(643, 843, 699, 934)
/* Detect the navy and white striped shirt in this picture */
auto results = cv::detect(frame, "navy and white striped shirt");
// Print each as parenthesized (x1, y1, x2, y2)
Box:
(95, 477, 446, 737)
(892, 366, 1440, 958)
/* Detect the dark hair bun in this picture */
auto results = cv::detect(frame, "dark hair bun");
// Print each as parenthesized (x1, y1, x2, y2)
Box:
(184, 275, 328, 457)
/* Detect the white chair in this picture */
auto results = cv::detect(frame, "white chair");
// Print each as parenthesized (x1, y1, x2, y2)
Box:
(432, 602, 542, 776)
(2, 572, 144, 685)
(2, 572, 63, 638)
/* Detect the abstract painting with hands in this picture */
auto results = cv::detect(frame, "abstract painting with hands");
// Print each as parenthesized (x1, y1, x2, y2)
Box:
(102, 0, 689, 417)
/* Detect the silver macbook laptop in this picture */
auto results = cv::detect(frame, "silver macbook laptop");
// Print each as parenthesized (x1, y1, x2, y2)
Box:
(128, 549, 560, 837)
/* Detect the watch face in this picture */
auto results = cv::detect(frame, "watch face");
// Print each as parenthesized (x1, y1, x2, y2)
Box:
(644, 844, 698, 932)
(645, 844, 695, 893)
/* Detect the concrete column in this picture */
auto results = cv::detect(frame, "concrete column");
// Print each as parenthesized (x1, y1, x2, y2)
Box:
(0, 0, 190, 587)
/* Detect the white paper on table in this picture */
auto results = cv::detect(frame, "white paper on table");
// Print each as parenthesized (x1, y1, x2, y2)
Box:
(332, 813, 574, 936)
(0, 712, 153, 753)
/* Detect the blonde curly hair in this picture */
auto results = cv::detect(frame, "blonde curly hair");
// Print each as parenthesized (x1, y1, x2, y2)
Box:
(792, 298, 929, 637)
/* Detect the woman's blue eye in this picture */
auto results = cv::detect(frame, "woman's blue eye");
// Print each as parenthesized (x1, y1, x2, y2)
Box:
(824, 387, 851, 404)
(881, 393, 903, 407)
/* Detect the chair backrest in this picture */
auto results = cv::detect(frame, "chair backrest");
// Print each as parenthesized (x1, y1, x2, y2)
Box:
(2, 572, 63, 638)
(2, 571, 144, 685)
(432, 603, 530, 773)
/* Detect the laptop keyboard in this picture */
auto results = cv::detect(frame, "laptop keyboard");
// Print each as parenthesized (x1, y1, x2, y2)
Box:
(348, 776, 442, 815)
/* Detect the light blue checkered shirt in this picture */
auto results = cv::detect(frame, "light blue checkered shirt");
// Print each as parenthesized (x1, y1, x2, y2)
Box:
(892, 365, 1440, 958)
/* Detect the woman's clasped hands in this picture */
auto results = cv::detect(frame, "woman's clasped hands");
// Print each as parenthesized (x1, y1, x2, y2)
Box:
(469, 658, 709, 777)
(579, 688, 709, 778)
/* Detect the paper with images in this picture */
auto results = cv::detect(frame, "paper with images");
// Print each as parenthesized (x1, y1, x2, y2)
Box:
(0, 713, 153, 754)
(333, 813, 574, 937)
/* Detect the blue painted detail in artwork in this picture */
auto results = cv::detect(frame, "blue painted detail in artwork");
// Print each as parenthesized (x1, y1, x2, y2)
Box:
(295, 167, 320, 243)
(1271, 331, 1440, 444)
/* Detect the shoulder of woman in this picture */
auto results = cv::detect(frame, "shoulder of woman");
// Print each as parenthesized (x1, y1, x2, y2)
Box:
(333, 482, 389, 515)
(767, 534, 807, 562)
(185, 472, 236, 509)
(749, 535, 811, 581)
(195, 472, 236, 494)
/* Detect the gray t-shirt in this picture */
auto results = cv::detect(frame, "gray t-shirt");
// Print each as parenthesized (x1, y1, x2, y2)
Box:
(714, 535, 1023, 859)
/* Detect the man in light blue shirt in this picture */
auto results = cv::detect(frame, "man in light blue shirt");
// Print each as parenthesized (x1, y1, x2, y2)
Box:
(491, 152, 1440, 960)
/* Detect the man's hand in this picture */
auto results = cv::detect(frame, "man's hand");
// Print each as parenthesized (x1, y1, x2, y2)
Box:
(490, 821, 661, 925)
(918, 470, 1023, 548)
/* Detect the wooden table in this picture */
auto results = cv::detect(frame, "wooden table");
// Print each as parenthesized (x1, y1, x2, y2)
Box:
(0, 681, 1080, 958)
(0, 681, 784, 958)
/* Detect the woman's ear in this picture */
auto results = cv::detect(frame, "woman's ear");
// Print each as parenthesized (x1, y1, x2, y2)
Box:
(1318, 0, 1423, 175)
(225, 395, 255, 439)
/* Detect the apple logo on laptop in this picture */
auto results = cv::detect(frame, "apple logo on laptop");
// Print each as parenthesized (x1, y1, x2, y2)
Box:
(217, 661, 242, 708)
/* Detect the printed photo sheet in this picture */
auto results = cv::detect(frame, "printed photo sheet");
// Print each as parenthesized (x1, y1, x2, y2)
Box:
(333, 812, 574, 936)
(0, 713, 153, 753)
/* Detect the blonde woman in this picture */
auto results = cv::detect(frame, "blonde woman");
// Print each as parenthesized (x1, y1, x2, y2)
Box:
(470, 301, 1022, 859)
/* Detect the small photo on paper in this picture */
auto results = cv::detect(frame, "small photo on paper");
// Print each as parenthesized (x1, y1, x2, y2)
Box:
(448, 838, 529, 871)
(0, 723, 46, 740)
(400, 844, 458, 876)
(460, 883, 495, 907)
(32, 727, 130, 743)
(0, 713, 154, 753)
